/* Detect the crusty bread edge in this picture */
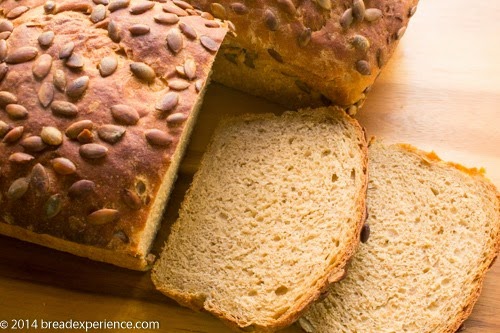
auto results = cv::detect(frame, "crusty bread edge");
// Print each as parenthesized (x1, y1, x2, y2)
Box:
(153, 107, 369, 332)
(0, 222, 150, 270)
(392, 142, 500, 333)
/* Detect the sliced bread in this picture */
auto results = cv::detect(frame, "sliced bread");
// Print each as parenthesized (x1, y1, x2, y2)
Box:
(152, 107, 368, 331)
(300, 141, 500, 333)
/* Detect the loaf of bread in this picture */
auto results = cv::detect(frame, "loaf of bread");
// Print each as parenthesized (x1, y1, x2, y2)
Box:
(0, 0, 226, 270)
(152, 108, 368, 332)
(300, 141, 500, 333)
(186, 0, 419, 111)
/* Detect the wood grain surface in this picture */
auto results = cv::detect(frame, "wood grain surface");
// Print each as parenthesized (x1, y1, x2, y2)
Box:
(1, 0, 499, 332)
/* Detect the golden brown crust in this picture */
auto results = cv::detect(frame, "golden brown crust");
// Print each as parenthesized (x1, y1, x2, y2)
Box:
(0, 0, 225, 270)
(188, 0, 419, 109)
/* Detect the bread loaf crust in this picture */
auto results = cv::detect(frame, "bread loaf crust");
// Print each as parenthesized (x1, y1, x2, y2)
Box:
(188, 0, 419, 110)
(0, 0, 225, 270)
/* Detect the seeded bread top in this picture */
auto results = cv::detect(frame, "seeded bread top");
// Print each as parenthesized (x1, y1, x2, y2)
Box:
(0, 0, 225, 265)
(188, 0, 418, 108)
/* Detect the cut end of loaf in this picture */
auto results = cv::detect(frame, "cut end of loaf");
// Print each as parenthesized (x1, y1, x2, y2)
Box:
(152, 107, 368, 331)
(302, 141, 500, 333)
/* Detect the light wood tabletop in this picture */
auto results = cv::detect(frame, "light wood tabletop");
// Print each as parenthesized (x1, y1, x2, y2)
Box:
(1, 0, 499, 332)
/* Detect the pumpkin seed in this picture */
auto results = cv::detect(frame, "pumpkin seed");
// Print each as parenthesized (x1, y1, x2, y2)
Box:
(163, 3, 188, 16)
(44, 1, 56, 13)
(145, 129, 172, 147)
(210, 3, 226, 19)
(184, 58, 196, 80)
(6, 6, 29, 19)
(38, 82, 54, 107)
(194, 79, 204, 92)
(90, 4, 107, 23)
(6, 104, 28, 120)
(87, 209, 119, 225)
(396, 26, 407, 40)
(111, 104, 140, 125)
(0, 121, 12, 137)
(356, 60, 371, 75)
(66, 53, 84, 69)
(298, 28, 312, 47)
(179, 22, 197, 39)
(409, 6, 417, 17)
(0, 31, 11, 40)
(122, 189, 142, 209)
(32, 54, 53, 80)
(45, 194, 63, 218)
(315, 0, 331, 10)
(9, 152, 34, 164)
(0, 20, 14, 33)
(38, 31, 55, 48)
(79, 143, 108, 159)
(130, 1, 155, 14)
(53, 70, 67, 91)
(54, 2, 91, 14)
(0, 40, 7, 61)
(295, 80, 311, 94)
(108, 0, 130, 12)
(277, 0, 296, 15)
(2, 126, 24, 143)
(20, 136, 46, 152)
(365, 8, 382, 22)
(352, 0, 365, 21)
(97, 124, 125, 143)
(351, 35, 370, 51)
(93, 0, 109, 5)
(5, 47, 38, 64)
(41, 126, 63, 146)
(130, 62, 155, 82)
(155, 92, 179, 111)
(66, 76, 89, 99)
(77, 129, 94, 143)
(129, 24, 150, 36)
(0, 63, 8, 82)
(166, 112, 187, 124)
(172, 0, 193, 9)
(200, 35, 218, 52)
(7, 177, 29, 200)
(59, 42, 75, 59)
(52, 157, 76, 175)
(108, 20, 122, 42)
(231, 2, 248, 15)
(168, 79, 190, 90)
(68, 180, 95, 198)
(153, 13, 179, 25)
(201, 11, 214, 20)
(66, 120, 93, 139)
(51, 101, 79, 117)
(264, 9, 279, 31)
(0, 91, 17, 106)
(31, 163, 50, 197)
(340, 8, 353, 29)
(166, 29, 183, 53)
(99, 56, 117, 77)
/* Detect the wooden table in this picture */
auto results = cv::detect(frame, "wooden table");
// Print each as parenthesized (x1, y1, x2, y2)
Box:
(1, 0, 499, 332)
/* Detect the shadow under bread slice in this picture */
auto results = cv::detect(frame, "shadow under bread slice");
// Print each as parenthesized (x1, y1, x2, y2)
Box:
(301, 141, 500, 333)
(152, 107, 368, 332)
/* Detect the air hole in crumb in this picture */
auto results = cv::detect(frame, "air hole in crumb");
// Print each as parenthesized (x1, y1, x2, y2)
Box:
(274, 286, 289, 296)
(135, 180, 146, 194)
(288, 137, 295, 144)
(423, 267, 430, 273)
(350, 169, 356, 180)
(431, 188, 439, 196)
(332, 174, 338, 182)
(304, 151, 311, 158)
(248, 290, 258, 296)
(322, 149, 331, 156)
(258, 128, 265, 133)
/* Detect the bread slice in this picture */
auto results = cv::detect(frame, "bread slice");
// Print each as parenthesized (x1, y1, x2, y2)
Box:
(300, 141, 500, 333)
(152, 107, 368, 331)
